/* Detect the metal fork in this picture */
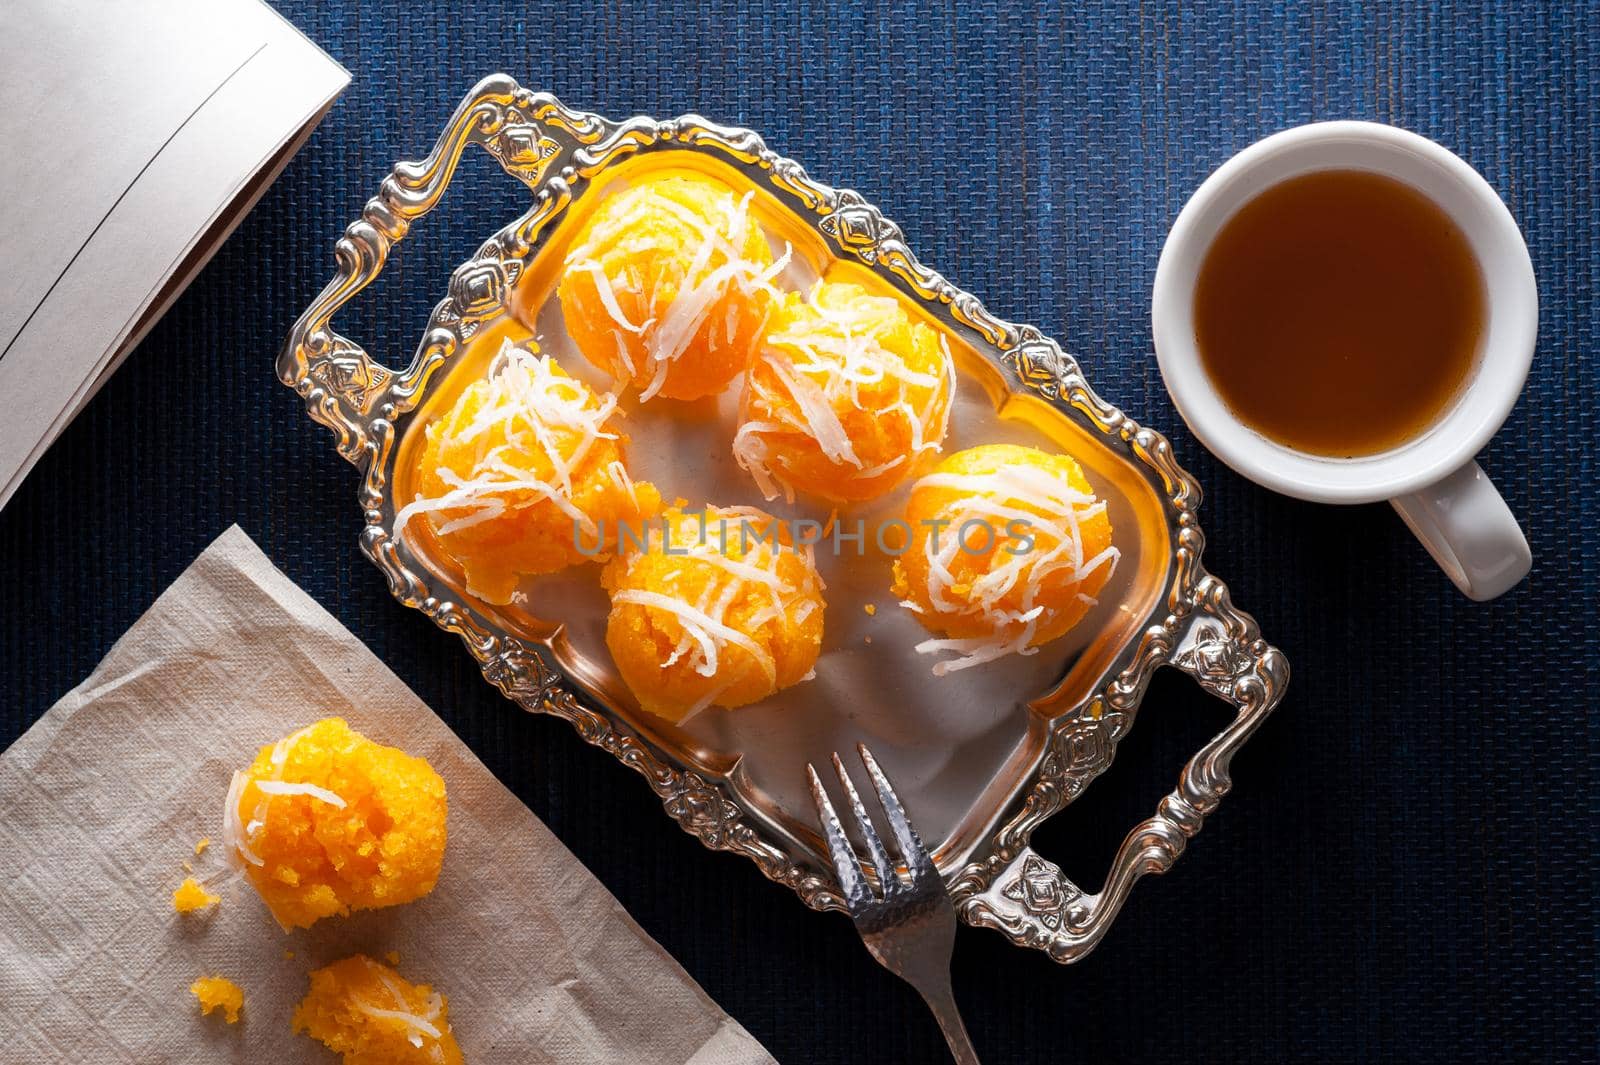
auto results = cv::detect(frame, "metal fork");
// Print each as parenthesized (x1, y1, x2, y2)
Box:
(807, 745, 980, 1065)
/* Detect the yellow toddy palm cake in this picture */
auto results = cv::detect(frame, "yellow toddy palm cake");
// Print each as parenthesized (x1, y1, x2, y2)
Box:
(602, 504, 825, 722)
(398, 340, 661, 604)
(558, 172, 787, 401)
(893, 444, 1118, 675)
(224, 717, 448, 930)
(735, 277, 955, 503)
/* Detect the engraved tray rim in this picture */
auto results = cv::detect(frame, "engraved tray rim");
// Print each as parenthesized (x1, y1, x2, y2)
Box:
(278, 74, 1289, 964)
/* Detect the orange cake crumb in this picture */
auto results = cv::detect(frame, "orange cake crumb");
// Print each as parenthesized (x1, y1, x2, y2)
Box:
(293, 955, 462, 1065)
(194, 837, 211, 855)
(172, 877, 219, 914)
(225, 717, 448, 930)
(385, 951, 401, 966)
(285, 950, 296, 961)
(191, 975, 243, 1024)
(863, 603, 877, 616)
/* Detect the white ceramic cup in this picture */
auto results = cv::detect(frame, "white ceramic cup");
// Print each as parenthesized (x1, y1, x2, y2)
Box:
(1152, 121, 1535, 601)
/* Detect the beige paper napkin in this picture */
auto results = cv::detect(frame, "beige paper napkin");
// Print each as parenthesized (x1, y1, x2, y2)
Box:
(0, 525, 775, 1064)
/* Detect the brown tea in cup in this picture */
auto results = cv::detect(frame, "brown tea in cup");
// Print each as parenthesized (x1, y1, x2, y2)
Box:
(1192, 169, 1486, 458)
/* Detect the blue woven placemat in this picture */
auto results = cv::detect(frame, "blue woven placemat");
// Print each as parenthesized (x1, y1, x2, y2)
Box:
(2, 3, 1593, 1061)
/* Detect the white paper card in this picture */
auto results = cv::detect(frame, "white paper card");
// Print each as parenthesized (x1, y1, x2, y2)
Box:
(0, 0, 350, 511)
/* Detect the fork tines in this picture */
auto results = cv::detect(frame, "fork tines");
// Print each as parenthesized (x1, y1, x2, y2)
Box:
(807, 743, 936, 904)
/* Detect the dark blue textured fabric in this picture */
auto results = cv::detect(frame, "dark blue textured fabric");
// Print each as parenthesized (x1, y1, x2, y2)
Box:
(2, 3, 1594, 1062)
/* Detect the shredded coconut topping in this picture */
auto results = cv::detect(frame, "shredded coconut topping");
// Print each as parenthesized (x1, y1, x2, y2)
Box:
(223, 770, 263, 867)
(351, 998, 443, 1043)
(250, 779, 348, 808)
(348, 957, 446, 1050)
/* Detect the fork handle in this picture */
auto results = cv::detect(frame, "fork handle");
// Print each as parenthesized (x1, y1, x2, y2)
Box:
(916, 979, 981, 1065)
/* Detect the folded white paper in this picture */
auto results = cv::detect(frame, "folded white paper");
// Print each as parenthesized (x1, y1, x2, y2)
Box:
(0, 0, 350, 511)
(0, 525, 775, 1064)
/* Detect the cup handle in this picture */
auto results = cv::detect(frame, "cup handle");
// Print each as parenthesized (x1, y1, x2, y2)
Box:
(1390, 460, 1531, 601)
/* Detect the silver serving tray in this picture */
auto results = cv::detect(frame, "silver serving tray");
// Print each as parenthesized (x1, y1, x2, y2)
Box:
(279, 74, 1289, 963)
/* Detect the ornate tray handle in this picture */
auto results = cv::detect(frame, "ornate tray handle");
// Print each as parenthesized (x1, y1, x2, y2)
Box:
(277, 74, 569, 468)
(956, 582, 1289, 963)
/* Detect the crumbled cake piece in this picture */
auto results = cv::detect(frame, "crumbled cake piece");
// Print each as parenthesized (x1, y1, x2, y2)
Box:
(171, 877, 219, 914)
(191, 975, 243, 1023)
(293, 955, 462, 1064)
